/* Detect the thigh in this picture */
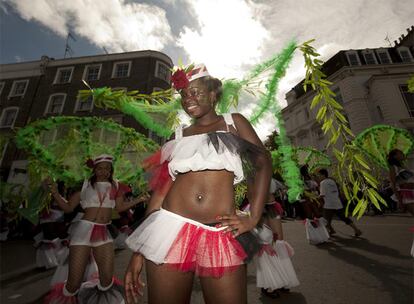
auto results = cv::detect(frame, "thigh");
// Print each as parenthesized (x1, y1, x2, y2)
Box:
(199, 265, 247, 304)
(92, 242, 114, 283)
(146, 260, 194, 304)
(67, 245, 92, 287)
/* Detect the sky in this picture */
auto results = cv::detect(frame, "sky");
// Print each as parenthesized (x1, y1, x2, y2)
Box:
(1, 0, 413, 139)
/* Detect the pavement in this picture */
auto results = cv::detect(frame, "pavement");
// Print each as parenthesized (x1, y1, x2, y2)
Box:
(0, 213, 413, 304)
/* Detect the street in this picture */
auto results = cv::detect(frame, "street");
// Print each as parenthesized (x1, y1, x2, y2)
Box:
(1, 213, 413, 304)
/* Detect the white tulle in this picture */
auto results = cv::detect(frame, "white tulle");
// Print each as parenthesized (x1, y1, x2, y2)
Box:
(304, 218, 330, 245)
(125, 208, 225, 264)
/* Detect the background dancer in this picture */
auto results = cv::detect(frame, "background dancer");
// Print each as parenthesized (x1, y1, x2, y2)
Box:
(124, 64, 272, 304)
(388, 149, 414, 216)
(45, 154, 147, 303)
(317, 169, 362, 237)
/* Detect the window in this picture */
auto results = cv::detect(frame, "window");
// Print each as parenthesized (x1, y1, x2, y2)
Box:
(54, 67, 74, 84)
(376, 49, 392, 64)
(345, 51, 361, 66)
(397, 47, 413, 63)
(0, 107, 19, 128)
(0, 82, 4, 96)
(8, 80, 29, 98)
(83, 64, 102, 81)
(400, 85, 414, 117)
(362, 50, 377, 65)
(376, 105, 384, 121)
(333, 87, 344, 104)
(0, 139, 8, 166)
(112, 62, 131, 78)
(75, 95, 94, 112)
(155, 61, 171, 82)
(45, 94, 66, 115)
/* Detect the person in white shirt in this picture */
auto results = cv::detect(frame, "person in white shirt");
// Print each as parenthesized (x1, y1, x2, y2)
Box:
(318, 169, 362, 237)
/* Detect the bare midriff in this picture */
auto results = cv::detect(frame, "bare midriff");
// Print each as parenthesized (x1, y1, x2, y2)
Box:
(82, 207, 113, 224)
(163, 170, 236, 223)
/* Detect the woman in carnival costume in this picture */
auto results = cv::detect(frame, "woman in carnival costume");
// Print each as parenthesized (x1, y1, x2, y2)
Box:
(388, 149, 414, 216)
(300, 165, 330, 244)
(245, 180, 299, 298)
(45, 154, 147, 303)
(124, 64, 272, 304)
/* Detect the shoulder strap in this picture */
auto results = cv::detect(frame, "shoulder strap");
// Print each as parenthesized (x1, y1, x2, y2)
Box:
(175, 125, 184, 139)
(223, 113, 237, 131)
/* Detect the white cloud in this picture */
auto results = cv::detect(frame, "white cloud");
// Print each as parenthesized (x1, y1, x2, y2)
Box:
(7, 0, 173, 52)
(177, 0, 270, 79)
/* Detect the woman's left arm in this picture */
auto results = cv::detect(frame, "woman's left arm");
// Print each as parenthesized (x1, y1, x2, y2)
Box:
(115, 193, 149, 213)
(219, 113, 272, 235)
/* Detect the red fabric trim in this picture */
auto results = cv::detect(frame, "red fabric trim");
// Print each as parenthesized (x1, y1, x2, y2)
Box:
(258, 244, 277, 257)
(164, 223, 247, 277)
(90, 225, 108, 242)
(143, 150, 173, 195)
(44, 283, 77, 304)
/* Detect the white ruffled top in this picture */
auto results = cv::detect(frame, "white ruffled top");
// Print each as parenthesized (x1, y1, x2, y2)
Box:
(80, 180, 116, 209)
(161, 114, 244, 185)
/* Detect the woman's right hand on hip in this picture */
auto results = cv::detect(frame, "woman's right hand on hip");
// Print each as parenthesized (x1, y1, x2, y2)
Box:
(124, 253, 145, 304)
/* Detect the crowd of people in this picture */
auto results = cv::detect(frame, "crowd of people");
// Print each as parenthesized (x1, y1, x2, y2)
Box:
(0, 63, 413, 304)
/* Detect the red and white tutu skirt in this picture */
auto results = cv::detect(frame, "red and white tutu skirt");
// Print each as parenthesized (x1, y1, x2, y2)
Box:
(69, 220, 113, 247)
(255, 240, 299, 289)
(36, 238, 62, 269)
(125, 208, 247, 277)
(304, 218, 329, 245)
(264, 201, 284, 219)
(399, 188, 414, 204)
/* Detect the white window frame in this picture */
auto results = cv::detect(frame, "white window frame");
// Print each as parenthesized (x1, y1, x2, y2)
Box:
(397, 46, 413, 63)
(53, 66, 75, 84)
(375, 49, 392, 64)
(345, 51, 361, 66)
(0, 140, 8, 166)
(8, 79, 29, 98)
(154, 61, 171, 83)
(111, 61, 131, 78)
(82, 64, 102, 82)
(361, 50, 378, 65)
(44, 93, 66, 115)
(0, 106, 19, 128)
(74, 95, 94, 113)
(0, 82, 5, 96)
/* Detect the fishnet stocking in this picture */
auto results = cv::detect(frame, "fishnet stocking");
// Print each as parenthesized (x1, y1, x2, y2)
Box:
(92, 242, 114, 288)
(66, 245, 91, 293)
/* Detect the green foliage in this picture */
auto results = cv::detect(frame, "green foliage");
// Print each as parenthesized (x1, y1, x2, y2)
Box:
(15, 116, 158, 193)
(300, 40, 387, 218)
(78, 86, 180, 138)
(408, 74, 414, 93)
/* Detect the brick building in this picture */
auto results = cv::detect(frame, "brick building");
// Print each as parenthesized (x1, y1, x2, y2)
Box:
(0, 50, 173, 181)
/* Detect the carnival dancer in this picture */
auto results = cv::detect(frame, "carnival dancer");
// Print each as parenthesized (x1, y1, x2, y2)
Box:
(253, 210, 299, 299)
(317, 169, 362, 237)
(124, 64, 272, 304)
(388, 149, 414, 216)
(44, 154, 148, 303)
(300, 165, 329, 244)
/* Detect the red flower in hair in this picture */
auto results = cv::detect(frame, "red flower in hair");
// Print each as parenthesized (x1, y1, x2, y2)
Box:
(85, 158, 95, 168)
(171, 69, 189, 90)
